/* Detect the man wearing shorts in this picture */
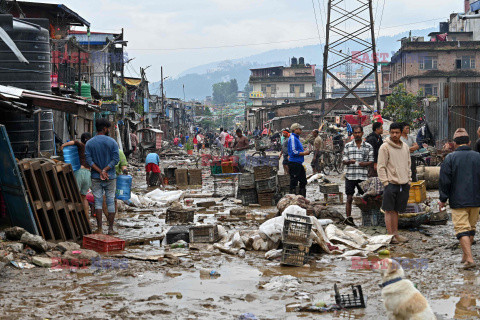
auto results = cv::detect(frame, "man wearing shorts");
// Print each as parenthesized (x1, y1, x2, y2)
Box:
(377, 122, 411, 244)
(440, 128, 480, 270)
(86, 118, 119, 234)
(343, 125, 373, 225)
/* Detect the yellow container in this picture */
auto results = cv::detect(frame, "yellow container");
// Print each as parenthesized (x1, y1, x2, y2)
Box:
(408, 180, 426, 203)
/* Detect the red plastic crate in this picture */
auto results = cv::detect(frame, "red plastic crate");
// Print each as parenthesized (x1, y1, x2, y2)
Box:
(83, 234, 126, 253)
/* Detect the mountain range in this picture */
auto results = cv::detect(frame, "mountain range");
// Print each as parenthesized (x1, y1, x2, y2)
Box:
(150, 27, 436, 100)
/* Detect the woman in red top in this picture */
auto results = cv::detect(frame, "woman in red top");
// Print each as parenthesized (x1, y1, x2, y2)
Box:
(373, 110, 383, 124)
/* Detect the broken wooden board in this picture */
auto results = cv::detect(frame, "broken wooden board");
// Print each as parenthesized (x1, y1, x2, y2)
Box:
(120, 234, 164, 246)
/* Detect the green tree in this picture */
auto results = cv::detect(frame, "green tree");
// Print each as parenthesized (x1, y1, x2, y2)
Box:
(212, 79, 238, 105)
(383, 84, 424, 128)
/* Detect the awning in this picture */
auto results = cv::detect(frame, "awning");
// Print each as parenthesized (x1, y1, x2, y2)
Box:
(0, 85, 98, 114)
(124, 78, 142, 86)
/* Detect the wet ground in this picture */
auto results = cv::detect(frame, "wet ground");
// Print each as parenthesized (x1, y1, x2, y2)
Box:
(1, 153, 480, 319)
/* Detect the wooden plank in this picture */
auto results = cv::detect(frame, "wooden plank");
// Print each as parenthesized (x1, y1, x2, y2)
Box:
(120, 234, 164, 246)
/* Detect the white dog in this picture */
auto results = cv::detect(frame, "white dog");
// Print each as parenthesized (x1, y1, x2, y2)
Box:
(374, 258, 436, 320)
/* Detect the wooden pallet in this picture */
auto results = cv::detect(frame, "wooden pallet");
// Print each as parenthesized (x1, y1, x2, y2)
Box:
(120, 234, 164, 246)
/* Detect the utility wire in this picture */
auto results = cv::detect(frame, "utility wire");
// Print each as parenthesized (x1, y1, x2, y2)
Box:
(376, 0, 386, 38)
(311, 0, 323, 46)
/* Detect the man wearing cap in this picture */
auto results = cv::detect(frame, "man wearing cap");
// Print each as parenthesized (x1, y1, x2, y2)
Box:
(288, 123, 311, 197)
(439, 128, 480, 270)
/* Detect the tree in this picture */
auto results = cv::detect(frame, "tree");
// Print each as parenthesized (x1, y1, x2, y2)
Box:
(212, 79, 238, 105)
(383, 84, 424, 128)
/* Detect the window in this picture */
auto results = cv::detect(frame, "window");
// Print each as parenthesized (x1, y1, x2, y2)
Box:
(419, 56, 438, 70)
(421, 84, 438, 96)
(289, 84, 305, 93)
(261, 84, 276, 94)
(456, 56, 475, 69)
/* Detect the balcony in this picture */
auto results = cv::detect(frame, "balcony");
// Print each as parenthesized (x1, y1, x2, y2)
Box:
(250, 92, 315, 99)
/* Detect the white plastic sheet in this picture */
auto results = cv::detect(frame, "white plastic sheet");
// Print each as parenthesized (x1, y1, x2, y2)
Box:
(145, 189, 183, 203)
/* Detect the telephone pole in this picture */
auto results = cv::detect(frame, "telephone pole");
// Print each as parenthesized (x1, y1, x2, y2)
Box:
(320, 0, 381, 118)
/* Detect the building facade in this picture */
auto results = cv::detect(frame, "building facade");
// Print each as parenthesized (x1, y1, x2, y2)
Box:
(248, 58, 316, 107)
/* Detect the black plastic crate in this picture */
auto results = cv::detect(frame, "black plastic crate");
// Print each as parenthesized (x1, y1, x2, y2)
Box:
(256, 177, 276, 193)
(334, 284, 366, 308)
(166, 226, 190, 244)
(237, 188, 258, 205)
(319, 183, 340, 194)
(254, 166, 274, 181)
(281, 242, 310, 266)
(282, 214, 312, 244)
(166, 208, 195, 224)
(189, 225, 220, 243)
(258, 192, 275, 206)
(361, 208, 385, 227)
(238, 173, 255, 189)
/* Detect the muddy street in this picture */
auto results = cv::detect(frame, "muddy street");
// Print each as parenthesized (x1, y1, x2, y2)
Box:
(1, 153, 479, 320)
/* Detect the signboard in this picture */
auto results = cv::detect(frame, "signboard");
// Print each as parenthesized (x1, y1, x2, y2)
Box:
(249, 91, 264, 98)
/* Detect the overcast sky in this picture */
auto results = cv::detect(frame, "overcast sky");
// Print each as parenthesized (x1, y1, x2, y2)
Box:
(39, 0, 463, 81)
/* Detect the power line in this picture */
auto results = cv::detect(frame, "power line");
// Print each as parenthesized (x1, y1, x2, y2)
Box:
(311, 0, 323, 45)
(380, 17, 446, 30)
(376, 0, 386, 38)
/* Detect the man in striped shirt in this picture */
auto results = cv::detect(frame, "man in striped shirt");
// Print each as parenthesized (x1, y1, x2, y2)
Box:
(342, 125, 374, 225)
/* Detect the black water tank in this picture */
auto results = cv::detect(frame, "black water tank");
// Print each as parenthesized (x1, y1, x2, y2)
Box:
(299, 57, 305, 65)
(0, 15, 53, 157)
(0, 14, 51, 92)
(439, 22, 449, 34)
(291, 57, 298, 66)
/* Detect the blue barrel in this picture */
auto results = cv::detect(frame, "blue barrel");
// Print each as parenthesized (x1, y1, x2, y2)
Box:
(116, 175, 132, 200)
(63, 145, 81, 171)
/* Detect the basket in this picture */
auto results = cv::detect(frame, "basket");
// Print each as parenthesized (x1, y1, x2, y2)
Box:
(175, 169, 189, 186)
(237, 188, 258, 205)
(188, 169, 203, 185)
(221, 160, 234, 174)
(166, 226, 190, 244)
(165, 208, 195, 224)
(258, 192, 275, 206)
(83, 234, 125, 253)
(319, 183, 340, 194)
(361, 208, 385, 227)
(256, 177, 277, 193)
(281, 242, 310, 266)
(408, 180, 426, 203)
(277, 175, 290, 188)
(334, 284, 366, 309)
(238, 173, 255, 189)
(189, 225, 220, 243)
(282, 214, 312, 244)
(210, 165, 222, 175)
(266, 155, 280, 168)
(254, 166, 274, 181)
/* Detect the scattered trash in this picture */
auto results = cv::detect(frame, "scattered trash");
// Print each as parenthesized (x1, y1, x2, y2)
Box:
(334, 284, 366, 308)
(10, 261, 35, 269)
(262, 275, 301, 291)
(199, 268, 221, 278)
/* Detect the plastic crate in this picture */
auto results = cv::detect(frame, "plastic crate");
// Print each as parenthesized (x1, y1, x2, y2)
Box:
(255, 137, 271, 151)
(319, 183, 340, 194)
(166, 226, 190, 244)
(239, 173, 255, 189)
(258, 192, 275, 206)
(237, 188, 258, 205)
(408, 180, 426, 203)
(188, 169, 203, 185)
(254, 166, 273, 181)
(189, 225, 220, 243)
(166, 208, 195, 224)
(282, 214, 312, 244)
(221, 161, 234, 174)
(210, 165, 222, 175)
(334, 284, 366, 309)
(256, 177, 277, 193)
(83, 234, 125, 253)
(267, 156, 280, 168)
(323, 192, 344, 204)
(281, 242, 310, 266)
(277, 175, 290, 188)
(361, 208, 385, 227)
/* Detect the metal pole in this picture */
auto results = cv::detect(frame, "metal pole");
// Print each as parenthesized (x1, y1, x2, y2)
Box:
(77, 47, 81, 96)
(320, 0, 332, 120)
(121, 28, 125, 120)
(368, 0, 381, 110)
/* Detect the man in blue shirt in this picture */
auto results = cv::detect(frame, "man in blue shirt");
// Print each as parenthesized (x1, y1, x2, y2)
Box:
(288, 123, 311, 197)
(85, 118, 120, 234)
(145, 152, 165, 189)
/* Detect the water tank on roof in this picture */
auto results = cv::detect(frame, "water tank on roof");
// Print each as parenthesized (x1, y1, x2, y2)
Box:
(291, 57, 298, 66)
(439, 22, 449, 34)
(299, 57, 305, 65)
(0, 14, 54, 158)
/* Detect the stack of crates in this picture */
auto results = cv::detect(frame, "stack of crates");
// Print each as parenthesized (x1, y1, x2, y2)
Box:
(277, 175, 290, 195)
(254, 166, 276, 207)
(237, 173, 257, 205)
(281, 214, 312, 266)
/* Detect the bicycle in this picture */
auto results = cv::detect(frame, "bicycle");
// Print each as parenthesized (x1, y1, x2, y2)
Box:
(333, 145, 345, 174)
(317, 150, 335, 175)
